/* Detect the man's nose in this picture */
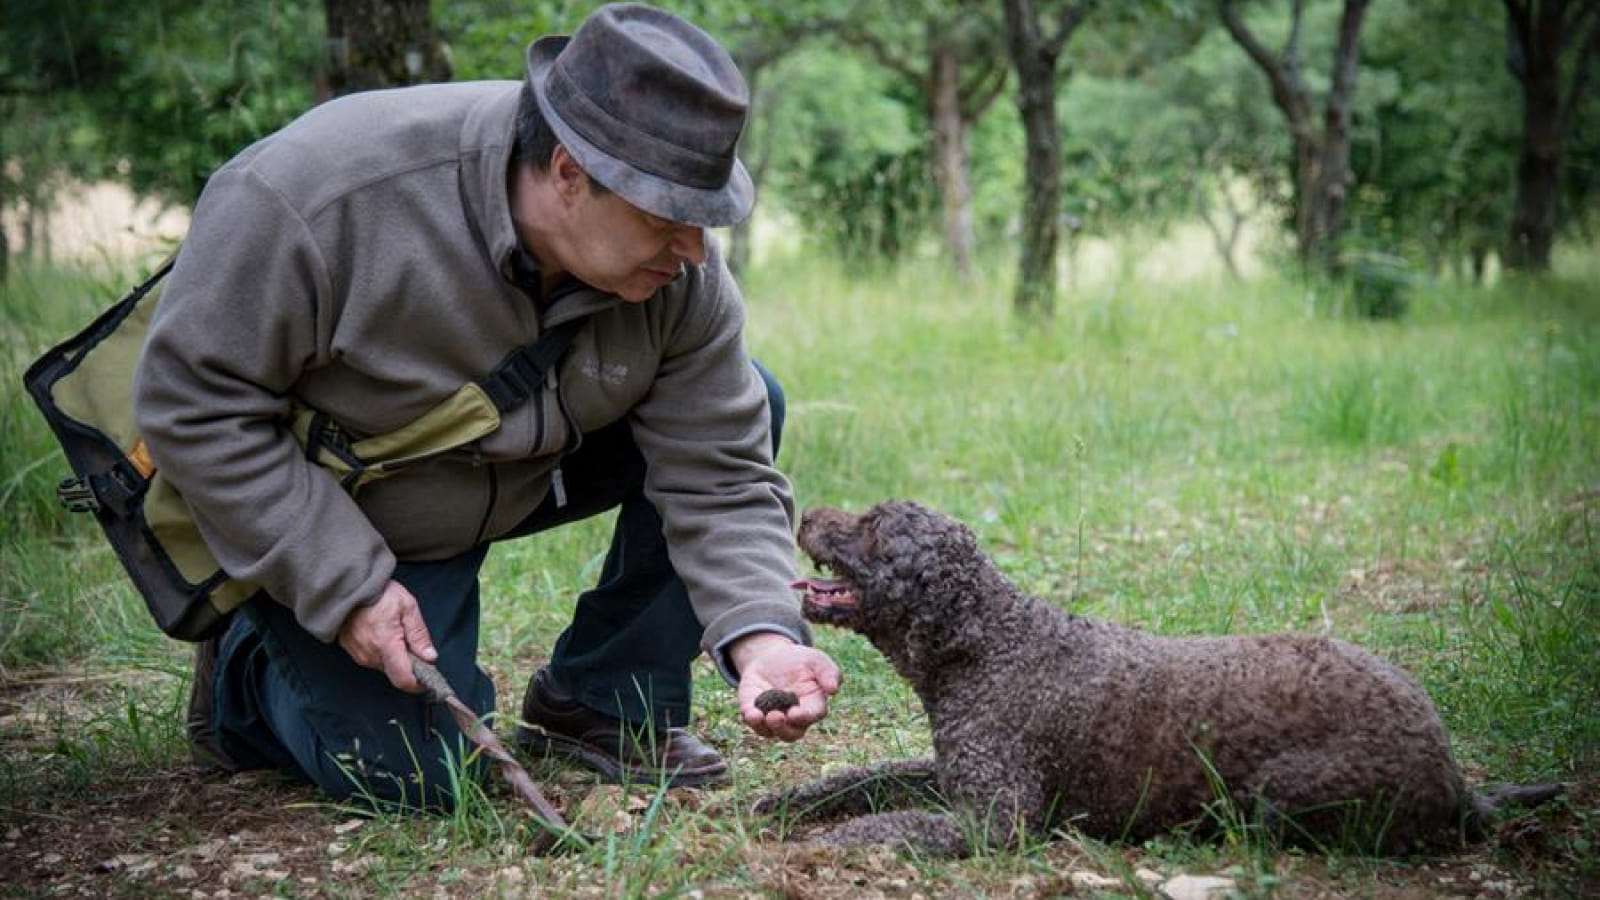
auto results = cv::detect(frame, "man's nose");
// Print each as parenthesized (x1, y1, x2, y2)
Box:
(670, 225, 707, 265)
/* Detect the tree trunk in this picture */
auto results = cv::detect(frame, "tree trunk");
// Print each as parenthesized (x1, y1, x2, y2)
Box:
(1010, 51, 1061, 318)
(930, 45, 977, 280)
(1220, 0, 1371, 275)
(1195, 184, 1244, 280)
(1306, 0, 1369, 271)
(728, 56, 764, 276)
(1502, 0, 1589, 271)
(323, 0, 451, 98)
(1001, 0, 1090, 319)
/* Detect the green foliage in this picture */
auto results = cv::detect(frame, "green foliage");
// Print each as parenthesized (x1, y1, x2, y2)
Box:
(759, 47, 935, 261)
(436, 0, 592, 80)
(1353, 0, 1522, 268)
(1, 0, 320, 254)
(3, 240, 1599, 892)
(1354, 0, 1600, 270)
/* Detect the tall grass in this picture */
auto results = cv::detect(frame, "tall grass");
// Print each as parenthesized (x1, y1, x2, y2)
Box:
(3, 237, 1598, 893)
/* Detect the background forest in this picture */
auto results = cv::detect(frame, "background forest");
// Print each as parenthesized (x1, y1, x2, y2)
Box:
(2, 1, 1598, 898)
(5, 0, 1598, 295)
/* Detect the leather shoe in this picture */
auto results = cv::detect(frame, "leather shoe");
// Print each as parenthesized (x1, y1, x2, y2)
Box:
(186, 637, 243, 772)
(515, 667, 729, 788)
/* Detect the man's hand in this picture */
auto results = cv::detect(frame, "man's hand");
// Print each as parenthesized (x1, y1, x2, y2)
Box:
(337, 579, 438, 693)
(730, 632, 841, 742)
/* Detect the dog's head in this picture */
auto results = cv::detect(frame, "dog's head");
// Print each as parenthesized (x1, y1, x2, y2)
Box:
(791, 500, 988, 662)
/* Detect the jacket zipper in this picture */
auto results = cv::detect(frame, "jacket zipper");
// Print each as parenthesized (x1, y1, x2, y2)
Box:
(547, 366, 587, 509)
(472, 460, 498, 546)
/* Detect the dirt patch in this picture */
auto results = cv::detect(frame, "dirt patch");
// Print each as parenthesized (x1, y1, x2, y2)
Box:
(1338, 559, 1464, 616)
(0, 767, 331, 897)
(2, 661, 1595, 898)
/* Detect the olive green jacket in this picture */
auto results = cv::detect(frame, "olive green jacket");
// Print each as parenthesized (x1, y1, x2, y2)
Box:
(133, 81, 807, 670)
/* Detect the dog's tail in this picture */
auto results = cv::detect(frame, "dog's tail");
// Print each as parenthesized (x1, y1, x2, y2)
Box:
(1464, 782, 1566, 840)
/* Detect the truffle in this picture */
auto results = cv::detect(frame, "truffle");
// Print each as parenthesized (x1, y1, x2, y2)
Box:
(754, 689, 799, 714)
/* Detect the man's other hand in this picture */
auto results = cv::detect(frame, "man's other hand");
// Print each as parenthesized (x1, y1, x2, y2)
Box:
(337, 579, 438, 693)
(730, 632, 841, 741)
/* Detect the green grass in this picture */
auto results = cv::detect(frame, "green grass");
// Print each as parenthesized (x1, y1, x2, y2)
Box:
(2, 238, 1598, 896)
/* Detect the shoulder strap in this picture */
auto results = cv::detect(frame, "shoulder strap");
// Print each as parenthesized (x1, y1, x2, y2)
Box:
(477, 316, 588, 413)
(297, 314, 591, 488)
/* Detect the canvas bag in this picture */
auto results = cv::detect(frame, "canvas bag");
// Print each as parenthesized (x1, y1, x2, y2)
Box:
(23, 257, 585, 641)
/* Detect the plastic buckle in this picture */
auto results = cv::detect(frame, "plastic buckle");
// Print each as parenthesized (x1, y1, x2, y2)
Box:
(57, 477, 100, 513)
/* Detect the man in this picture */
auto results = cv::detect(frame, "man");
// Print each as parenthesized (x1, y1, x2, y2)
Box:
(134, 3, 839, 809)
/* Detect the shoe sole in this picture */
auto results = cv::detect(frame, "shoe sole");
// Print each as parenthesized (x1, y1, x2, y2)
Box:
(514, 726, 730, 789)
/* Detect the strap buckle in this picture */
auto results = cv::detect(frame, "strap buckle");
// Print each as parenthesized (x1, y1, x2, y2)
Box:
(57, 477, 99, 513)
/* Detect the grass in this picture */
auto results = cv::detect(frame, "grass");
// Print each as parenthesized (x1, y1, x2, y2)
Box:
(2, 235, 1598, 896)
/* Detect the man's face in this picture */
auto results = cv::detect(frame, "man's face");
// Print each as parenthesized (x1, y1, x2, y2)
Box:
(564, 186, 707, 302)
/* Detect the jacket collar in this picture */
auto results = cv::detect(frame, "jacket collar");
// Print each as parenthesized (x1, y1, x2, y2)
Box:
(458, 83, 525, 291)
(458, 82, 620, 326)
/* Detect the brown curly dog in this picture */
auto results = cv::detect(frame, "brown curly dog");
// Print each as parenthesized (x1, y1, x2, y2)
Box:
(757, 500, 1559, 857)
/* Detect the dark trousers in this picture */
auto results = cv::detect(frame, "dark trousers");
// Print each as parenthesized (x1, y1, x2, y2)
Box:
(210, 363, 785, 809)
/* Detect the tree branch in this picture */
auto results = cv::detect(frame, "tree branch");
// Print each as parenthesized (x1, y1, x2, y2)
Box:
(1220, 0, 1282, 79)
(1327, 0, 1371, 114)
(1502, 0, 1531, 82)
(960, 57, 1009, 121)
(835, 22, 926, 87)
(1286, 0, 1307, 65)
(1219, 0, 1311, 128)
(1044, 1, 1093, 59)
(1560, 5, 1600, 136)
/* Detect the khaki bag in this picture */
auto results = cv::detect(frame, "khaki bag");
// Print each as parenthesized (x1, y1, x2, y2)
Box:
(23, 257, 584, 641)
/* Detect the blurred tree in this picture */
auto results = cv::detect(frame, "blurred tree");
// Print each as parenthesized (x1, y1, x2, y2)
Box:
(1356, 1, 1515, 281)
(1001, 0, 1095, 318)
(689, 1, 827, 274)
(1047, 9, 1267, 278)
(828, 1, 1009, 279)
(0, 0, 319, 276)
(758, 46, 933, 261)
(323, 0, 452, 97)
(1500, 0, 1600, 271)
(1219, 0, 1374, 274)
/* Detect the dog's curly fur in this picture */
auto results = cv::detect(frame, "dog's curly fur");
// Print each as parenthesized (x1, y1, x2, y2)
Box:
(758, 500, 1526, 856)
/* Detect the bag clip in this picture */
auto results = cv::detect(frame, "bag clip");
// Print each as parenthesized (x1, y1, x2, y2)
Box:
(57, 477, 100, 513)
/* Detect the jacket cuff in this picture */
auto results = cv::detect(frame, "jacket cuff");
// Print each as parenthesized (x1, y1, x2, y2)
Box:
(702, 603, 813, 687)
(293, 550, 397, 644)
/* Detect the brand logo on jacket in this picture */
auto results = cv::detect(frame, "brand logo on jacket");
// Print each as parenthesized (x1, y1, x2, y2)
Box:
(580, 357, 630, 385)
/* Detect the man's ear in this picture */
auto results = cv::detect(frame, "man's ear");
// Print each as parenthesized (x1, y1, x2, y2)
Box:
(549, 145, 588, 204)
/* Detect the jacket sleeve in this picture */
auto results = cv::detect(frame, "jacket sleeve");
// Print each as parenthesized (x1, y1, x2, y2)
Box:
(133, 166, 395, 643)
(626, 238, 811, 680)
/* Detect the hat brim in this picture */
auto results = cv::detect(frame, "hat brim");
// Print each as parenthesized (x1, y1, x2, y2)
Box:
(526, 36, 754, 229)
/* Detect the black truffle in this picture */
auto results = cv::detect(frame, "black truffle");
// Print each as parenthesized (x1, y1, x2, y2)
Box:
(754, 689, 799, 714)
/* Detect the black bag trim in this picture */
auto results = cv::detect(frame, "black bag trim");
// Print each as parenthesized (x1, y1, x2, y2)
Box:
(24, 257, 591, 642)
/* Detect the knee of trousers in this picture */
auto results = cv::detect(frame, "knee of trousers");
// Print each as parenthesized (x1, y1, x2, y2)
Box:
(300, 715, 493, 814)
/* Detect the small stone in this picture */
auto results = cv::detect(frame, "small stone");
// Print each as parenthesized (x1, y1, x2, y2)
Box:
(754, 689, 799, 713)
(1069, 871, 1121, 890)
(1160, 874, 1238, 900)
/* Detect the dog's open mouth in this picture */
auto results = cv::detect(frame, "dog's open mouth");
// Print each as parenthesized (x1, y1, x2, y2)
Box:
(790, 576, 859, 626)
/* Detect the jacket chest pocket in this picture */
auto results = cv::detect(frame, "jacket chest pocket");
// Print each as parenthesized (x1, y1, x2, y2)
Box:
(561, 349, 653, 434)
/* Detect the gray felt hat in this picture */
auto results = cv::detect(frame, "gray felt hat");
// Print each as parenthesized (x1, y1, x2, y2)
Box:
(525, 3, 754, 227)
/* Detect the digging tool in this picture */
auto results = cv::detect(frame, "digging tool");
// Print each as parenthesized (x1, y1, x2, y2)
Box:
(409, 653, 591, 852)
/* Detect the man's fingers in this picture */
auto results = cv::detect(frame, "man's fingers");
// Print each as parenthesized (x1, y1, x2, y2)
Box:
(400, 598, 438, 663)
(815, 658, 843, 694)
(383, 642, 424, 694)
